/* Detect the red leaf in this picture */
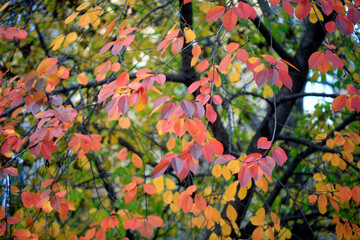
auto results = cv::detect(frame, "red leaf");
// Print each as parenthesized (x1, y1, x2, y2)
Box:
(98, 82, 116, 103)
(212, 95, 222, 105)
(118, 95, 130, 115)
(336, 15, 353, 34)
(116, 72, 130, 87)
(234, 3, 257, 20)
(6, 167, 18, 177)
(153, 96, 170, 110)
(189, 143, 202, 160)
(171, 37, 184, 53)
(325, 21, 336, 33)
(257, 137, 271, 149)
(147, 215, 164, 227)
(161, 102, 175, 119)
(99, 41, 115, 55)
(238, 166, 251, 187)
(152, 161, 170, 178)
(271, 147, 287, 166)
(326, 50, 344, 70)
(226, 43, 239, 53)
(295, 0, 312, 20)
(194, 102, 205, 119)
(308, 51, 325, 70)
(278, 69, 293, 90)
(206, 6, 225, 21)
(181, 100, 195, 118)
(154, 74, 166, 85)
(206, 104, 217, 123)
(222, 9, 237, 32)
(96, 229, 106, 240)
(194, 194, 207, 211)
(144, 184, 157, 194)
(139, 221, 154, 238)
(124, 217, 141, 230)
(214, 155, 236, 164)
(188, 81, 200, 93)
(269, 0, 280, 6)
(236, 48, 249, 62)
(197, 60, 209, 71)
(171, 157, 183, 175)
(332, 95, 347, 111)
(218, 54, 232, 72)
(347, 8, 360, 25)
(209, 138, 224, 155)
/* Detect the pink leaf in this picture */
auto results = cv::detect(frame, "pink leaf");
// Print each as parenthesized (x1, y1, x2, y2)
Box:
(214, 155, 236, 164)
(238, 166, 251, 187)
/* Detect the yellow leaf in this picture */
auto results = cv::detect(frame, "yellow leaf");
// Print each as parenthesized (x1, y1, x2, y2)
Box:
(163, 190, 173, 204)
(238, 186, 247, 200)
(222, 166, 232, 181)
(76, 2, 91, 11)
(279, 228, 292, 240)
(49, 221, 60, 238)
(234, 61, 242, 74)
(50, 35, 65, 51)
(166, 136, 176, 150)
(0, 1, 10, 13)
(212, 165, 222, 178)
(184, 27, 196, 43)
(226, 204, 237, 222)
(65, 12, 79, 24)
(153, 175, 164, 194)
(229, 72, 240, 85)
(79, 13, 90, 27)
(64, 32, 78, 47)
(165, 178, 176, 190)
(227, 160, 240, 174)
(263, 84, 274, 98)
(224, 181, 238, 202)
(315, 133, 327, 142)
(309, 5, 324, 24)
(313, 173, 326, 181)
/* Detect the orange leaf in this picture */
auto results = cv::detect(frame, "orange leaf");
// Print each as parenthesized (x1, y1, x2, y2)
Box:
(144, 184, 157, 195)
(132, 153, 143, 168)
(147, 215, 164, 227)
(250, 208, 266, 226)
(318, 194, 327, 214)
(194, 194, 207, 211)
(332, 95, 347, 111)
(204, 205, 214, 220)
(77, 73, 88, 85)
(308, 194, 318, 203)
(65, 12, 79, 24)
(0, 206, 4, 220)
(119, 117, 131, 129)
(117, 148, 128, 160)
(252, 226, 264, 240)
(96, 229, 106, 240)
(139, 221, 153, 238)
(206, 104, 217, 124)
(352, 186, 360, 204)
(339, 186, 352, 202)
(206, 6, 225, 21)
(222, 9, 237, 31)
